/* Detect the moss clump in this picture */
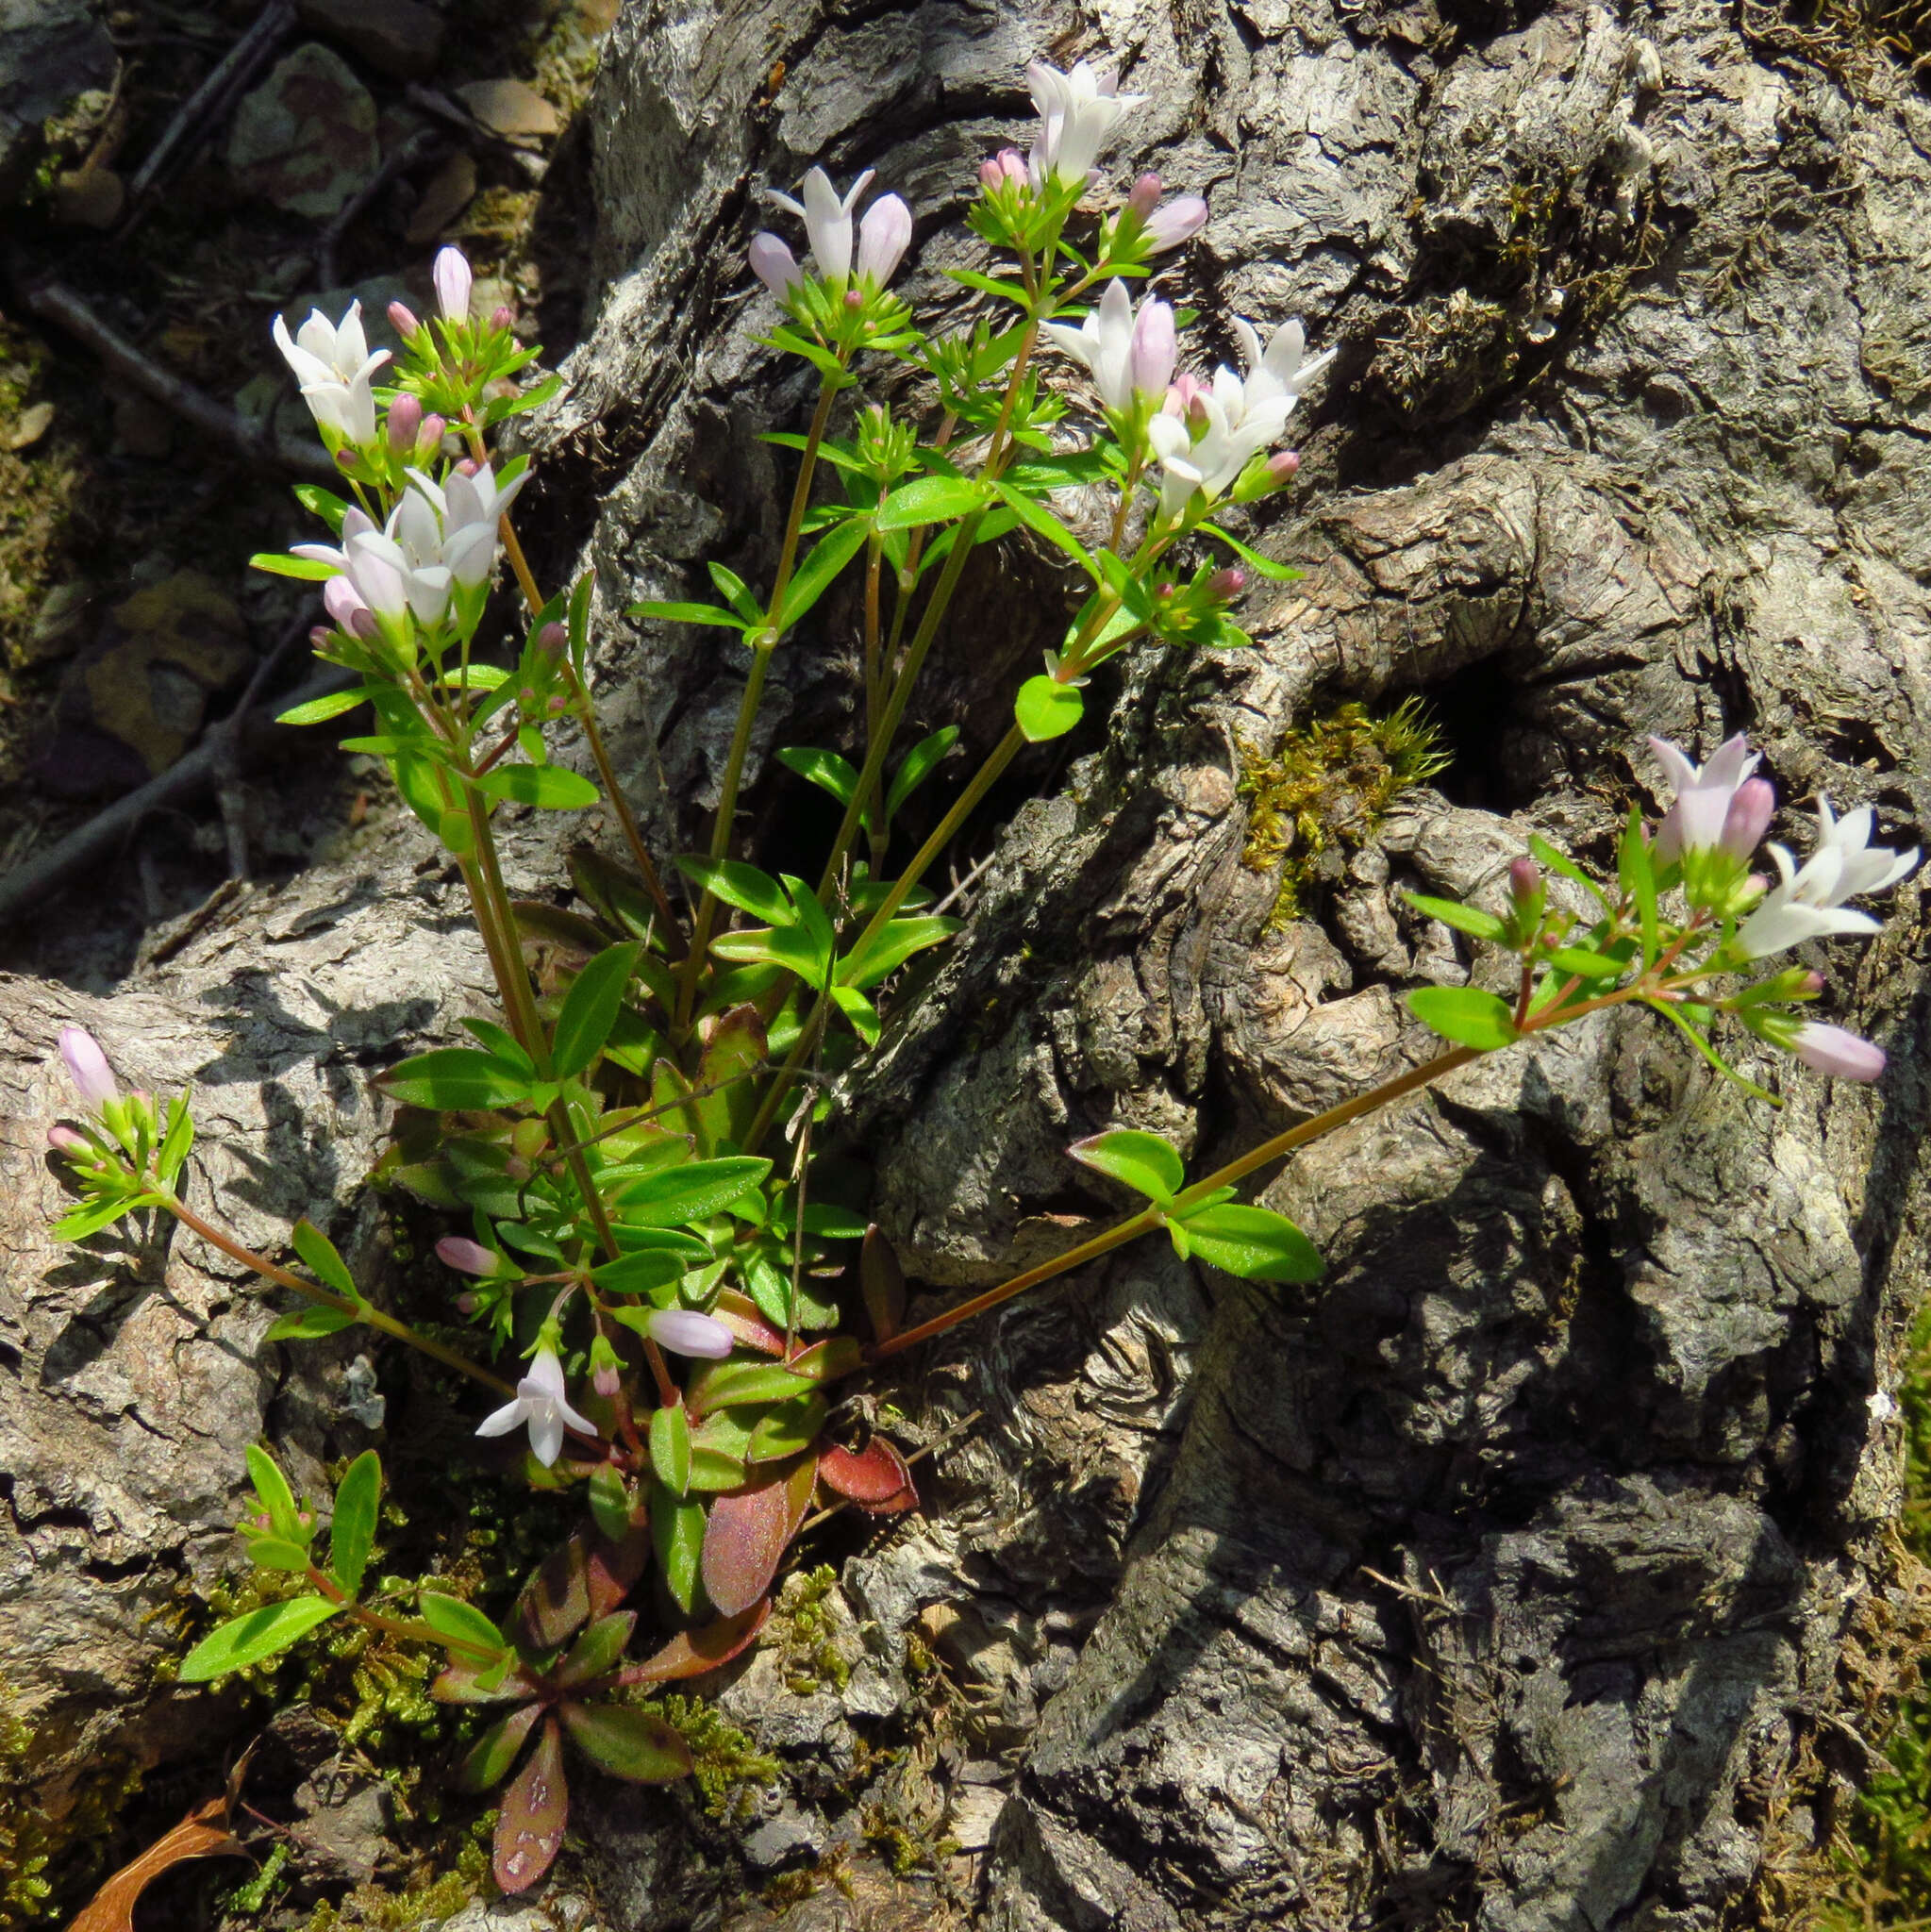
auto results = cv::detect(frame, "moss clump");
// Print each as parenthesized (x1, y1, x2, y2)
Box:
(775, 1566, 852, 1696)
(295, 1821, 491, 1930)
(0, 1682, 50, 1927)
(627, 1693, 776, 1823)
(1238, 698, 1449, 930)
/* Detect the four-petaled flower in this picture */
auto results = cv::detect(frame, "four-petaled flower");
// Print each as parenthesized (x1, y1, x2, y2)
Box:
(272, 300, 391, 447)
(1043, 279, 1174, 415)
(1736, 795, 1919, 959)
(294, 478, 506, 632)
(1026, 58, 1145, 188)
(475, 1343, 596, 1468)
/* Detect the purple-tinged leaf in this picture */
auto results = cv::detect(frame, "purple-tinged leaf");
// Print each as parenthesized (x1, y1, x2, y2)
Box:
(586, 1521, 652, 1623)
(783, 1452, 819, 1544)
(784, 1335, 862, 1382)
(701, 1476, 791, 1618)
(516, 1535, 591, 1652)
(859, 1225, 905, 1342)
(431, 1658, 534, 1705)
(494, 1715, 567, 1894)
(625, 1600, 771, 1686)
(819, 1438, 917, 1512)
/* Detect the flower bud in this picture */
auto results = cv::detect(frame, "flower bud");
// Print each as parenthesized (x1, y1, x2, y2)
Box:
(388, 300, 421, 339)
(455, 1291, 478, 1315)
(47, 1124, 88, 1155)
(436, 1236, 498, 1276)
(457, 457, 480, 477)
(1143, 194, 1207, 253)
(1206, 567, 1247, 603)
(1790, 1020, 1886, 1082)
(535, 620, 568, 658)
(749, 232, 803, 298)
(1125, 172, 1162, 220)
(433, 245, 473, 323)
(504, 1155, 532, 1182)
(1720, 776, 1774, 861)
(518, 686, 539, 708)
(58, 1025, 118, 1109)
(1509, 856, 1541, 904)
(387, 392, 422, 455)
(1802, 970, 1825, 994)
(593, 1361, 621, 1397)
(547, 692, 569, 715)
(310, 625, 333, 651)
(1270, 449, 1301, 480)
(979, 156, 1007, 191)
(491, 305, 515, 330)
(843, 287, 864, 310)
(646, 1308, 735, 1358)
(417, 412, 447, 458)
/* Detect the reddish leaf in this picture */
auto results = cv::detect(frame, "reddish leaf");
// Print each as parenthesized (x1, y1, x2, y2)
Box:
(431, 1658, 536, 1704)
(701, 1476, 791, 1618)
(516, 1534, 591, 1651)
(558, 1700, 693, 1782)
(494, 1714, 568, 1894)
(711, 1289, 787, 1356)
(586, 1521, 652, 1622)
(625, 1599, 772, 1686)
(785, 1335, 862, 1381)
(67, 1794, 243, 1930)
(860, 1224, 906, 1342)
(783, 1451, 820, 1542)
(820, 1438, 918, 1512)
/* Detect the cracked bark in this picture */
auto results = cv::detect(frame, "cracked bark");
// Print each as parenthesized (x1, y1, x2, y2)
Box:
(3, 0, 1929, 1924)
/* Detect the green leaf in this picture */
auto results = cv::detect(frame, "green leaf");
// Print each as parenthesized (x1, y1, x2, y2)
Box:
(991, 483, 1099, 577)
(689, 1359, 818, 1416)
(419, 1591, 508, 1657)
(54, 1194, 139, 1241)
(1069, 1128, 1184, 1204)
(649, 1402, 691, 1497)
(884, 727, 957, 823)
(479, 764, 601, 810)
(628, 600, 748, 631)
(1546, 946, 1631, 979)
(746, 1393, 827, 1462)
(708, 561, 762, 623)
(246, 1444, 303, 1541)
(551, 941, 643, 1080)
(248, 1536, 319, 1573)
(276, 687, 370, 726)
(378, 1048, 532, 1111)
(458, 1703, 541, 1791)
(250, 552, 338, 580)
(558, 1610, 636, 1687)
(1404, 893, 1507, 942)
(328, 1452, 381, 1597)
(615, 1157, 772, 1226)
(587, 1465, 633, 1541)
(265, 1303, 359, 1342)
(673, 856, 794, 927)
(1015, 675, 1084, 742)
(1196, 525, 1304, 582)
(1528, 834, 1611, 910)
(291, 483, 350, 531)
(291, 1220, 358, 1301)
(154, 1096, 195, 1189)
(1174, 1203, 1324, 1282)
(177, 1596, 344, 1680)
(1406, 986, 1520, 1051)
(558, 1702, 693, 1783)
(1621, 807, 1658, 964)
(591, 1250, 686, 1297)
(776, 746, 859, 809)
(876, 475, 987, 531)
(838, 915, 960, 990)
(774, 518, 871, 631)
(652, 1488, 707, 1614)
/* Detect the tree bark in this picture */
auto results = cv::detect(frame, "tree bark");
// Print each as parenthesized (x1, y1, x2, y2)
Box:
(3, 0, 1927, 1923)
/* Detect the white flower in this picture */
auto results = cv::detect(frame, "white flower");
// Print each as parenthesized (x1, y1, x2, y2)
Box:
(405, 463, 527, 586)
(272, 300, 390, 447)
(748, 232, 803, 297)
(1735, 795, 1919, 959)
(433, 245, 473, 323)
(474, 1344, 596, 1467)
(767, 167, 875, 283)
(58, 1025, 118, 1108)
(1648, 734, 1765, 860)
(293, 485, 495, 629)
(1227, 314, 1336, 414)
(1144, 364, 1296, 518)
(645, 1308, 734, 1357)
(856, 192, 913, 287)
(1026, 58, 1145, 189)
(1042, 279, 1174, 413)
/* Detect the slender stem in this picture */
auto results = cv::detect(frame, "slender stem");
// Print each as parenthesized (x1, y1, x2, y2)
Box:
(768, 378, 841, 620)
(499, 518, 544, 616)
(570, 673, 686, 956)
(160, 1192, 515, 1394)
(306, 1567, 507, 1662)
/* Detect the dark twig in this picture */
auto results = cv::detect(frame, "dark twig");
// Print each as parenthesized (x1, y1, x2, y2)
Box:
(120, 0, 296, 222)
(20, 278, 338, 480)
(0, 627, 350, 930)
(316, 128, 443, 291)
(404, 84, 548, 182)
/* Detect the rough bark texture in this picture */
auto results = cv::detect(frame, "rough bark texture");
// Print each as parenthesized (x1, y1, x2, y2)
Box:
(4, 0, 1930, 1923)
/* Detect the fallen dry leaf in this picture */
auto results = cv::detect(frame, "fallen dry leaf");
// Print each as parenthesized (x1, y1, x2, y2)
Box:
(66, 1792, 244, 1930)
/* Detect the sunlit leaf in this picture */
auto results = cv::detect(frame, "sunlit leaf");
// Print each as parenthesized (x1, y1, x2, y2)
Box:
(458, 1701, 541, 1791)
(494, 1714, 568, 1894)
(1068, 1128, 1184, 1204)
(558, 1701, 693, 1783)
(176, 1597, 343, 1681)
(819, 1437, 918, 1512)
(701, 1475, 792, 1618)
(1406, 985, 1519, 1051)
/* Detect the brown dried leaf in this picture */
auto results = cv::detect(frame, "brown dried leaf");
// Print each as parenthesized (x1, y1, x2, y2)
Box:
(66, 1793, 243, 1930)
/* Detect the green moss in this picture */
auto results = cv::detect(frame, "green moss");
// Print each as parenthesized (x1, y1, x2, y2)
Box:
(774, 1565, 852, 1696)
(639, 1693, 778, 1823)
(1238, 698, 1449, 931)
(297, 1822, 491, 1930)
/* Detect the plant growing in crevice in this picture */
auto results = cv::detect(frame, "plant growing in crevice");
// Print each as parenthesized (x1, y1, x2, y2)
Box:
(43, 49, 1922, 1909)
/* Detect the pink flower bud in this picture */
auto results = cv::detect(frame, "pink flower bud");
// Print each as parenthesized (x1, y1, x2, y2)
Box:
(388, 300, 421, 339)
(857, 192, 913, 288)
(387, 393, 422, 455)
(1510, 856, 1541, 903)
(491, 305, 515, 330)
(58, 1026, 118, 1108)
(457, 458, 479, 477)
(1269, 450, 1301, 480)
(592, 1361, 621, 1398)
(1789, 1021, 1886, 1082)
(518, 687, 539, 707)
(843, 287, 864, 310)
(417, 413, 447, 457)
(547, 693, 569, 715)
(646, 1308, 735, 1358)
(748, 232, 803, 298)
(1206, 567, 1247, 603)
(989, 147, 1026, 185)
(323, 575, 377, 641)
(433, 246, 473, 323)
(1143, 194, 1208, 253)
(1720, 777, 1774, 861)
(1802, 970, 1826, 994)
(455, 1291, 478, 1315)
(335, 448, 358, 471)
(310, 625, 333, 650)
(1125, 173, 1162, 220)
(1128, 299, 1176, 401)
(979, 157, 1007, 190)
(436, 1236, 498, 1276)
(47, 1124, 88, 1154)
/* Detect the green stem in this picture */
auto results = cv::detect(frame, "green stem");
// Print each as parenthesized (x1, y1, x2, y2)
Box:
(161, 1192, 515, 1395)
(307, 1568, 509, 1663)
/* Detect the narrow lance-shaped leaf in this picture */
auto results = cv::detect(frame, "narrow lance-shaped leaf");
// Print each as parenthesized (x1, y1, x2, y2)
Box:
(176, 1597, 345, 1681)
(327, 1451, 381, 1598)
(550, 941, 643, 1080)
(494, 1714, 568, 1894)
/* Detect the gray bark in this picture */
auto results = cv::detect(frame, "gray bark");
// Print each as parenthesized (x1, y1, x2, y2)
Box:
(3, 0, 1928, 1922)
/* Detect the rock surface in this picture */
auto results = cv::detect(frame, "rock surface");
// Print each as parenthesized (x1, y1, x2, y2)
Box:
(0, 0, 115, 200)
(226, 42, 379, 219)
(3, 0, 1929, 1924)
